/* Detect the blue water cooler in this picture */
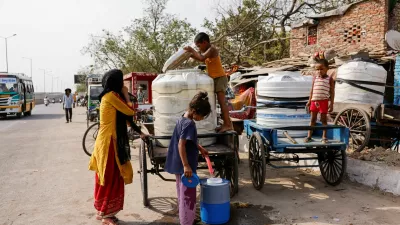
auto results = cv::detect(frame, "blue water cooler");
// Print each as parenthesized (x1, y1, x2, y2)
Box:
(200, 178, 230, 224)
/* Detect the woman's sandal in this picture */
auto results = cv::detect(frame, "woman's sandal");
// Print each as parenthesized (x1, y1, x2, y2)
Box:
(102, 217, 119, 225)
(96, 212, 103, 220)
(304, 137, 312, 143)
(321, 138, 329, 144)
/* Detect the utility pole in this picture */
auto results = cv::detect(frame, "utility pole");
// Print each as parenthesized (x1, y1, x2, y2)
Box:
(0, 34, 17, 73)
(39, 69, 51, 93)
(54, 77, 59, 92)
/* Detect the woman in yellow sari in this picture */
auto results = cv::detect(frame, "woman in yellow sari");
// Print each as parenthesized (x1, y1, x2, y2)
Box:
(89, 69, 144, 225)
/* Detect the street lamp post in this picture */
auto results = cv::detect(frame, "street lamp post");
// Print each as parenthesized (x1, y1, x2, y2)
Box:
(54, 77, 59, 92)
(0, 34, 17, 73)
(39, 69, 51, 93)
(22, 57, 33, 78)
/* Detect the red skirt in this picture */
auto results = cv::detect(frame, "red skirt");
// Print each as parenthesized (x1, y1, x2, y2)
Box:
(94, 139, 125, 216)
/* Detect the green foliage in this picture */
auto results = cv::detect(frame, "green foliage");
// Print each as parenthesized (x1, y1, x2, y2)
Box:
(82, 0, 197, 73)
(203, 0, 358, 66)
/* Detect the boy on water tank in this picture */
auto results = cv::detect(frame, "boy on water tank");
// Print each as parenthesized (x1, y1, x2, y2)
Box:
(184, 32, 233, 133)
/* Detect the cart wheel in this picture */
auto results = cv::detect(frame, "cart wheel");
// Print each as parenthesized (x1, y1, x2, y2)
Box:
(86, 112, 89, 128)
(318, 150, 347, 186)
(139, 140, 149, 206)
(334, 107, 371, 152)
(233, 134, 240, 164)
(249, 132, 266, 190)
(225, 154, 239, 197)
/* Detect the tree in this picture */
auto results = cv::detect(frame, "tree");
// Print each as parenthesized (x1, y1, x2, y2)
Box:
(82, 0, 197, 73)
(74, 65, 103, 93)
(203, 0, 358, 65)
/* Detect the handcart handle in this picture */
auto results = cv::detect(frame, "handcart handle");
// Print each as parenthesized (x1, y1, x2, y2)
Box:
(146, 131, 237, 140)
(274, 125, 346, 131)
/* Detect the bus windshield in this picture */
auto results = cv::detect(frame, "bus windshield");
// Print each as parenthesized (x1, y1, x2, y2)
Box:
(0, 77, 18, 93)
(90, 86, 103, 101)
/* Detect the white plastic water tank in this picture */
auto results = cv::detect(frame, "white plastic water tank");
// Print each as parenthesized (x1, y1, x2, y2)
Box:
(152, 69, 217, 147)
(335, 61, 387, 105)
(257, 71, 313, 102)
(257, 107, 310, 137)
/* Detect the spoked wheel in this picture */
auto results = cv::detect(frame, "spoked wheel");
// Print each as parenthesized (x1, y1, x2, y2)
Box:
(233, 134, 240, 164)
(216, 154, 239, 198)
(86, 111, 90, 128)
(318, 150, 347, 186)
(248, 132, 266, 190)
(82, 122, 99, 156)
(139, 139, 149, 207)
(391, 138, 400, 152)
(334, 107, 371, 152)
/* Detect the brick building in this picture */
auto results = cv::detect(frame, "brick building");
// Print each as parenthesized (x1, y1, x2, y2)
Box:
(290, 0, 395, 57)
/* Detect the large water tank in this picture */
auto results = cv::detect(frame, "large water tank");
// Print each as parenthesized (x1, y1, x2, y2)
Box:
(335, 61, 387, 105)
(256, 71, 312, 137)
(257, 107, 310, 137)
(257, 71, 313, 104)
(152, 69, 217, 147)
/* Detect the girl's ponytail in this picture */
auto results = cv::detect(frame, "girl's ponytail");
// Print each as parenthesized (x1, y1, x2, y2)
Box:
(189, 91, 212, 118)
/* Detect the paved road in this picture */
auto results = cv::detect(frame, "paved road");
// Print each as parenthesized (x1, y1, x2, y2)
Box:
(1, 105, 400, 225)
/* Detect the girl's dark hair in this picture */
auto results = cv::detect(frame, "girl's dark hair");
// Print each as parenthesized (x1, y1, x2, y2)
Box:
(194, 32, 210, 43)
(315, 58, 329, 68)
(189, 91, 212, 118)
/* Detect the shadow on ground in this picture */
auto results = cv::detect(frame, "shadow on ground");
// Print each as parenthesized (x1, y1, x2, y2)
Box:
(16, 114, 64, 120)
(120, 197, 277, 225)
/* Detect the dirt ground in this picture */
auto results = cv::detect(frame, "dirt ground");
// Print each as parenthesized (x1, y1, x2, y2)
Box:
(1, 106, 400, 225)
(349, 146, 400, 167)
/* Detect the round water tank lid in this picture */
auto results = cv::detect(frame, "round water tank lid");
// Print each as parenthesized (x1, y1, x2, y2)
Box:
(207, 178, 223, 185)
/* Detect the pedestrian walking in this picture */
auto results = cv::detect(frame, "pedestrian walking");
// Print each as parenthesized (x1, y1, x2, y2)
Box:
(63, 88, 74, 123)
(164, 91, 211, 225)
(88, 69, 146, 225)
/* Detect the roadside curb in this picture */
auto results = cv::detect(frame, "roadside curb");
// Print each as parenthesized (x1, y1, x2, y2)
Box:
(238, 134, 400, 196)
(347, 158, 400, 195)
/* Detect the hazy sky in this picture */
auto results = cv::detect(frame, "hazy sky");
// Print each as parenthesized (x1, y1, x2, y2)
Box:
(0, 0, 221, 92)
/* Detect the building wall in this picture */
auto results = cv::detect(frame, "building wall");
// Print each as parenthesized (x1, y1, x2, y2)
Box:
(290, 0, 388, 57)
(389, 2, 400, 31)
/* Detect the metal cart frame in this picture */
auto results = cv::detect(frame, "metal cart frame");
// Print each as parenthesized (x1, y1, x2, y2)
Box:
(244, 120, 349, 190)
(139, 131, 239, 206)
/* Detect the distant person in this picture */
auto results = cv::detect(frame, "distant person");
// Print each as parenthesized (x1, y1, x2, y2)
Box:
(304, 58, 335, 144)
(184, 32, 233, 133)
(9, 84, 18, 92)
(73, 92, 77, 107)
(88, 69, 147, 225)
(136, 86, 145, 104)
(164, 91, 211, 225)
(63, 88, 74, 123)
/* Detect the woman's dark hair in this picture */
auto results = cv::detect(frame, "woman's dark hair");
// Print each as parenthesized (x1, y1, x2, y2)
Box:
(194, 32, 210, 43)
(99, 69, 124, 101)
(315, 58, 329, 68)
(189, 91, 212, 118)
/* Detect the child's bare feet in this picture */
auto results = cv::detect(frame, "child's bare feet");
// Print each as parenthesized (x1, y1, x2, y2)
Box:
(304, 137, 312, 143)
(218, 125, 233, 133)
